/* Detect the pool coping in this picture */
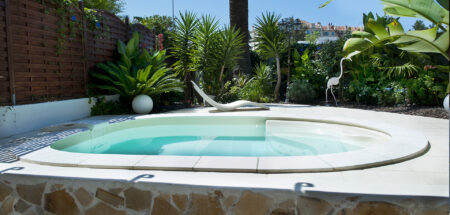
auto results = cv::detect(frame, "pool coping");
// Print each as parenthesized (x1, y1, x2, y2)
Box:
(17, 113, 430, 173)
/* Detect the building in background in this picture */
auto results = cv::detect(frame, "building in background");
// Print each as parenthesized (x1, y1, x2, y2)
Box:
(250, 18, 363, 50)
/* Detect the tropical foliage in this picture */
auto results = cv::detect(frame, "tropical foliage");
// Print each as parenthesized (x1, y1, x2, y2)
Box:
(90, 32, 183, 99)
(133, 15, 174, 33)
(171, 12, 245, 100)
(171, 11, 199, 103)
(240, 63, 274, 102)
(133, 15, 174, 49)
(343, 0, 449, 60)
(305, 31, 321, 44)
(254, 12, 286, 101)
(84, 0, 124, 14)
(216, 26, 246, 82)
(192, 15, 220, 93)
(287, 80, 316, 103)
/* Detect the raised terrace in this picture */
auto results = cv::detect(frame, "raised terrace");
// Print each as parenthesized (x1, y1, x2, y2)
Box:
(0, 105, 447, 214)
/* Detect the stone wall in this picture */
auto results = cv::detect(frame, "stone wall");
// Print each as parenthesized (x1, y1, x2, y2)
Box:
(0, 174, 447, 215)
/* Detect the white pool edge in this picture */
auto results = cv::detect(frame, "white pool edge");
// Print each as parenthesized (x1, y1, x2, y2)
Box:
(18, 114, 430, 173)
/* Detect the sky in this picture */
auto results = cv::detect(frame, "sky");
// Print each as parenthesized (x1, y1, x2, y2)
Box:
(120, 0, 421, 30)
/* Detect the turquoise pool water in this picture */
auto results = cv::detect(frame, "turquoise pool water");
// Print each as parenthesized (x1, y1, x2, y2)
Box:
(50, 117, 380, 157)
(62, 135, 361, 156)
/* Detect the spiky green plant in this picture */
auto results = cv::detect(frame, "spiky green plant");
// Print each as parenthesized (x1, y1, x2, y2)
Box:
(171, 11, 199, 102)
(90, 32, 183, 98)
(216, 25, 245, 82)
(254, 11, 286, 101)
(193, 15, 219, 75)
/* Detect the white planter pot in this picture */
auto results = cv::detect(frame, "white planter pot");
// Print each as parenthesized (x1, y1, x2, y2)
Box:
(444, 94, 449, 112)
(132, 94, 153, 114)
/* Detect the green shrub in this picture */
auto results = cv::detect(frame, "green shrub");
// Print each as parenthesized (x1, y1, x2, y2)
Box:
(406, 71, 448, 105)
(217, 81, 240, 103)
(240, 80, 272, 102)
(90, 97, 131, 116)
(287, 80, 316, 103)
(239, 63, 273, 102)
(90, 32, 183, 99)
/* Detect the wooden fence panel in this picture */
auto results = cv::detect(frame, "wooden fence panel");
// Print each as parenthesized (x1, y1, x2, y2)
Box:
(6, 0, 85, 104)
(85, 10, 129, 73)
(131, 23, 155, 52)
(0, 0, 10, 105)
(0, 0, 154, 105)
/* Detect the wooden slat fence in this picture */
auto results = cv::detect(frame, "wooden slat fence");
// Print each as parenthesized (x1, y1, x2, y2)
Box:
(0, 0, 154, 105)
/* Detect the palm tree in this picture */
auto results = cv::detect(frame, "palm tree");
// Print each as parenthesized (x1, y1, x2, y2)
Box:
(255, 12, 286, 101)
(229, 0, 251, 74)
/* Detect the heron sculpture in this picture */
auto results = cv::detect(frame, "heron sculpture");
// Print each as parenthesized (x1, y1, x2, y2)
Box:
(326, 57, 352, 106)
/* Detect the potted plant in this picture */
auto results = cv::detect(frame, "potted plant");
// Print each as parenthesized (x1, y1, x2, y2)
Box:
(90, 32, 184, 114)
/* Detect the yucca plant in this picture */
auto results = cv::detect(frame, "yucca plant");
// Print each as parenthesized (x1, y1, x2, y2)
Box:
(171, 11, 199, 102)
(90, 32, 183, 99)
(193, 15, 219, 75)
(192, 15, 221, 95)
(254, 12, 286, 101)
(216, 25, 245, 82)
(252, 62, 274, 83)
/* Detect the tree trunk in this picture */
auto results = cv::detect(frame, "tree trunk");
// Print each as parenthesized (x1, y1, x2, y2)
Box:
(230, 0, 251, 74)
(286, 34, 291, 102)
(184, 72, 193, 106)
(219, 64, 226, 94)
(275, 55, 281, 101)
(219, 65, 225, 82)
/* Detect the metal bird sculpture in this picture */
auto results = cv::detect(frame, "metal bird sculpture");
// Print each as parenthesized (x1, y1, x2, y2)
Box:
(326, 57, 351, 106)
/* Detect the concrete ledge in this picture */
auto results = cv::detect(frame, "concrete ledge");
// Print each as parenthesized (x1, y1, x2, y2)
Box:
(0, 95, 119, 138)
(18, 114, 429, 173)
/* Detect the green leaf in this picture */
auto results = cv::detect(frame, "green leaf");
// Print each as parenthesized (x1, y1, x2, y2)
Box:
(405, 27, 437, 42)
(390, 35, 420, 44)
(387, 19, 404, 36)
(433, 28, 449, 51)
(126, 35, 137, 57)
(367, 18, 389, 39)
(117, 40, 126, 55)
(352, 31, 378, 43)
(136, 65, 152, 82)
(436, 0, 449, 10)
(398, 35, 446, 55)
(293, 49, 300, 61)
(319, 0, 333, 8)
(381, 0, 449, 26)
(90, 72, 115, 83)
(343, 38, 371, 53)
(132, 32, 140, 50)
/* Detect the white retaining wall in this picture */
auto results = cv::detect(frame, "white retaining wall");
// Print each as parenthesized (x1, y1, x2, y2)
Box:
(0, 95, 119, 138)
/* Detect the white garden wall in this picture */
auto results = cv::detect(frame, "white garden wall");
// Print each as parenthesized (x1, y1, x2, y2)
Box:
(0, 95, 119, 139)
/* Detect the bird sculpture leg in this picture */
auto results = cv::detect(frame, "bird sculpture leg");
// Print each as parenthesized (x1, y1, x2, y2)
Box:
(325, 87, 329, 106)
(330, 85, 338, 106)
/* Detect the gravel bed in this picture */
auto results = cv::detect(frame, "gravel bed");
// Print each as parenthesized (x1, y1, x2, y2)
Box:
(337, 104, 448, 119)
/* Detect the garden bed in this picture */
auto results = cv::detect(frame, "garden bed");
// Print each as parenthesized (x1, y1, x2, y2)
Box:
(337, 104, 448, 119)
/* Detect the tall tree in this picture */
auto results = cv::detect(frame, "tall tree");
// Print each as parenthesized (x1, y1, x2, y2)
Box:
(133, 15, 174, 34)
(281, 17, 305, 88)
(83, 0, 125, 14)
(412, 20, 427, 30)
(229, 0, 251, 74)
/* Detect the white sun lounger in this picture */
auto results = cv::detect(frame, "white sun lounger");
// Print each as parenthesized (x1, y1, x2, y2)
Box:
(191, 81, 270, 112)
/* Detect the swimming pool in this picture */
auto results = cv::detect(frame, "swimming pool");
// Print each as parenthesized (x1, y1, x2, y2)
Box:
(53, 117, 384, 157)
(21, 115, 429, 172)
